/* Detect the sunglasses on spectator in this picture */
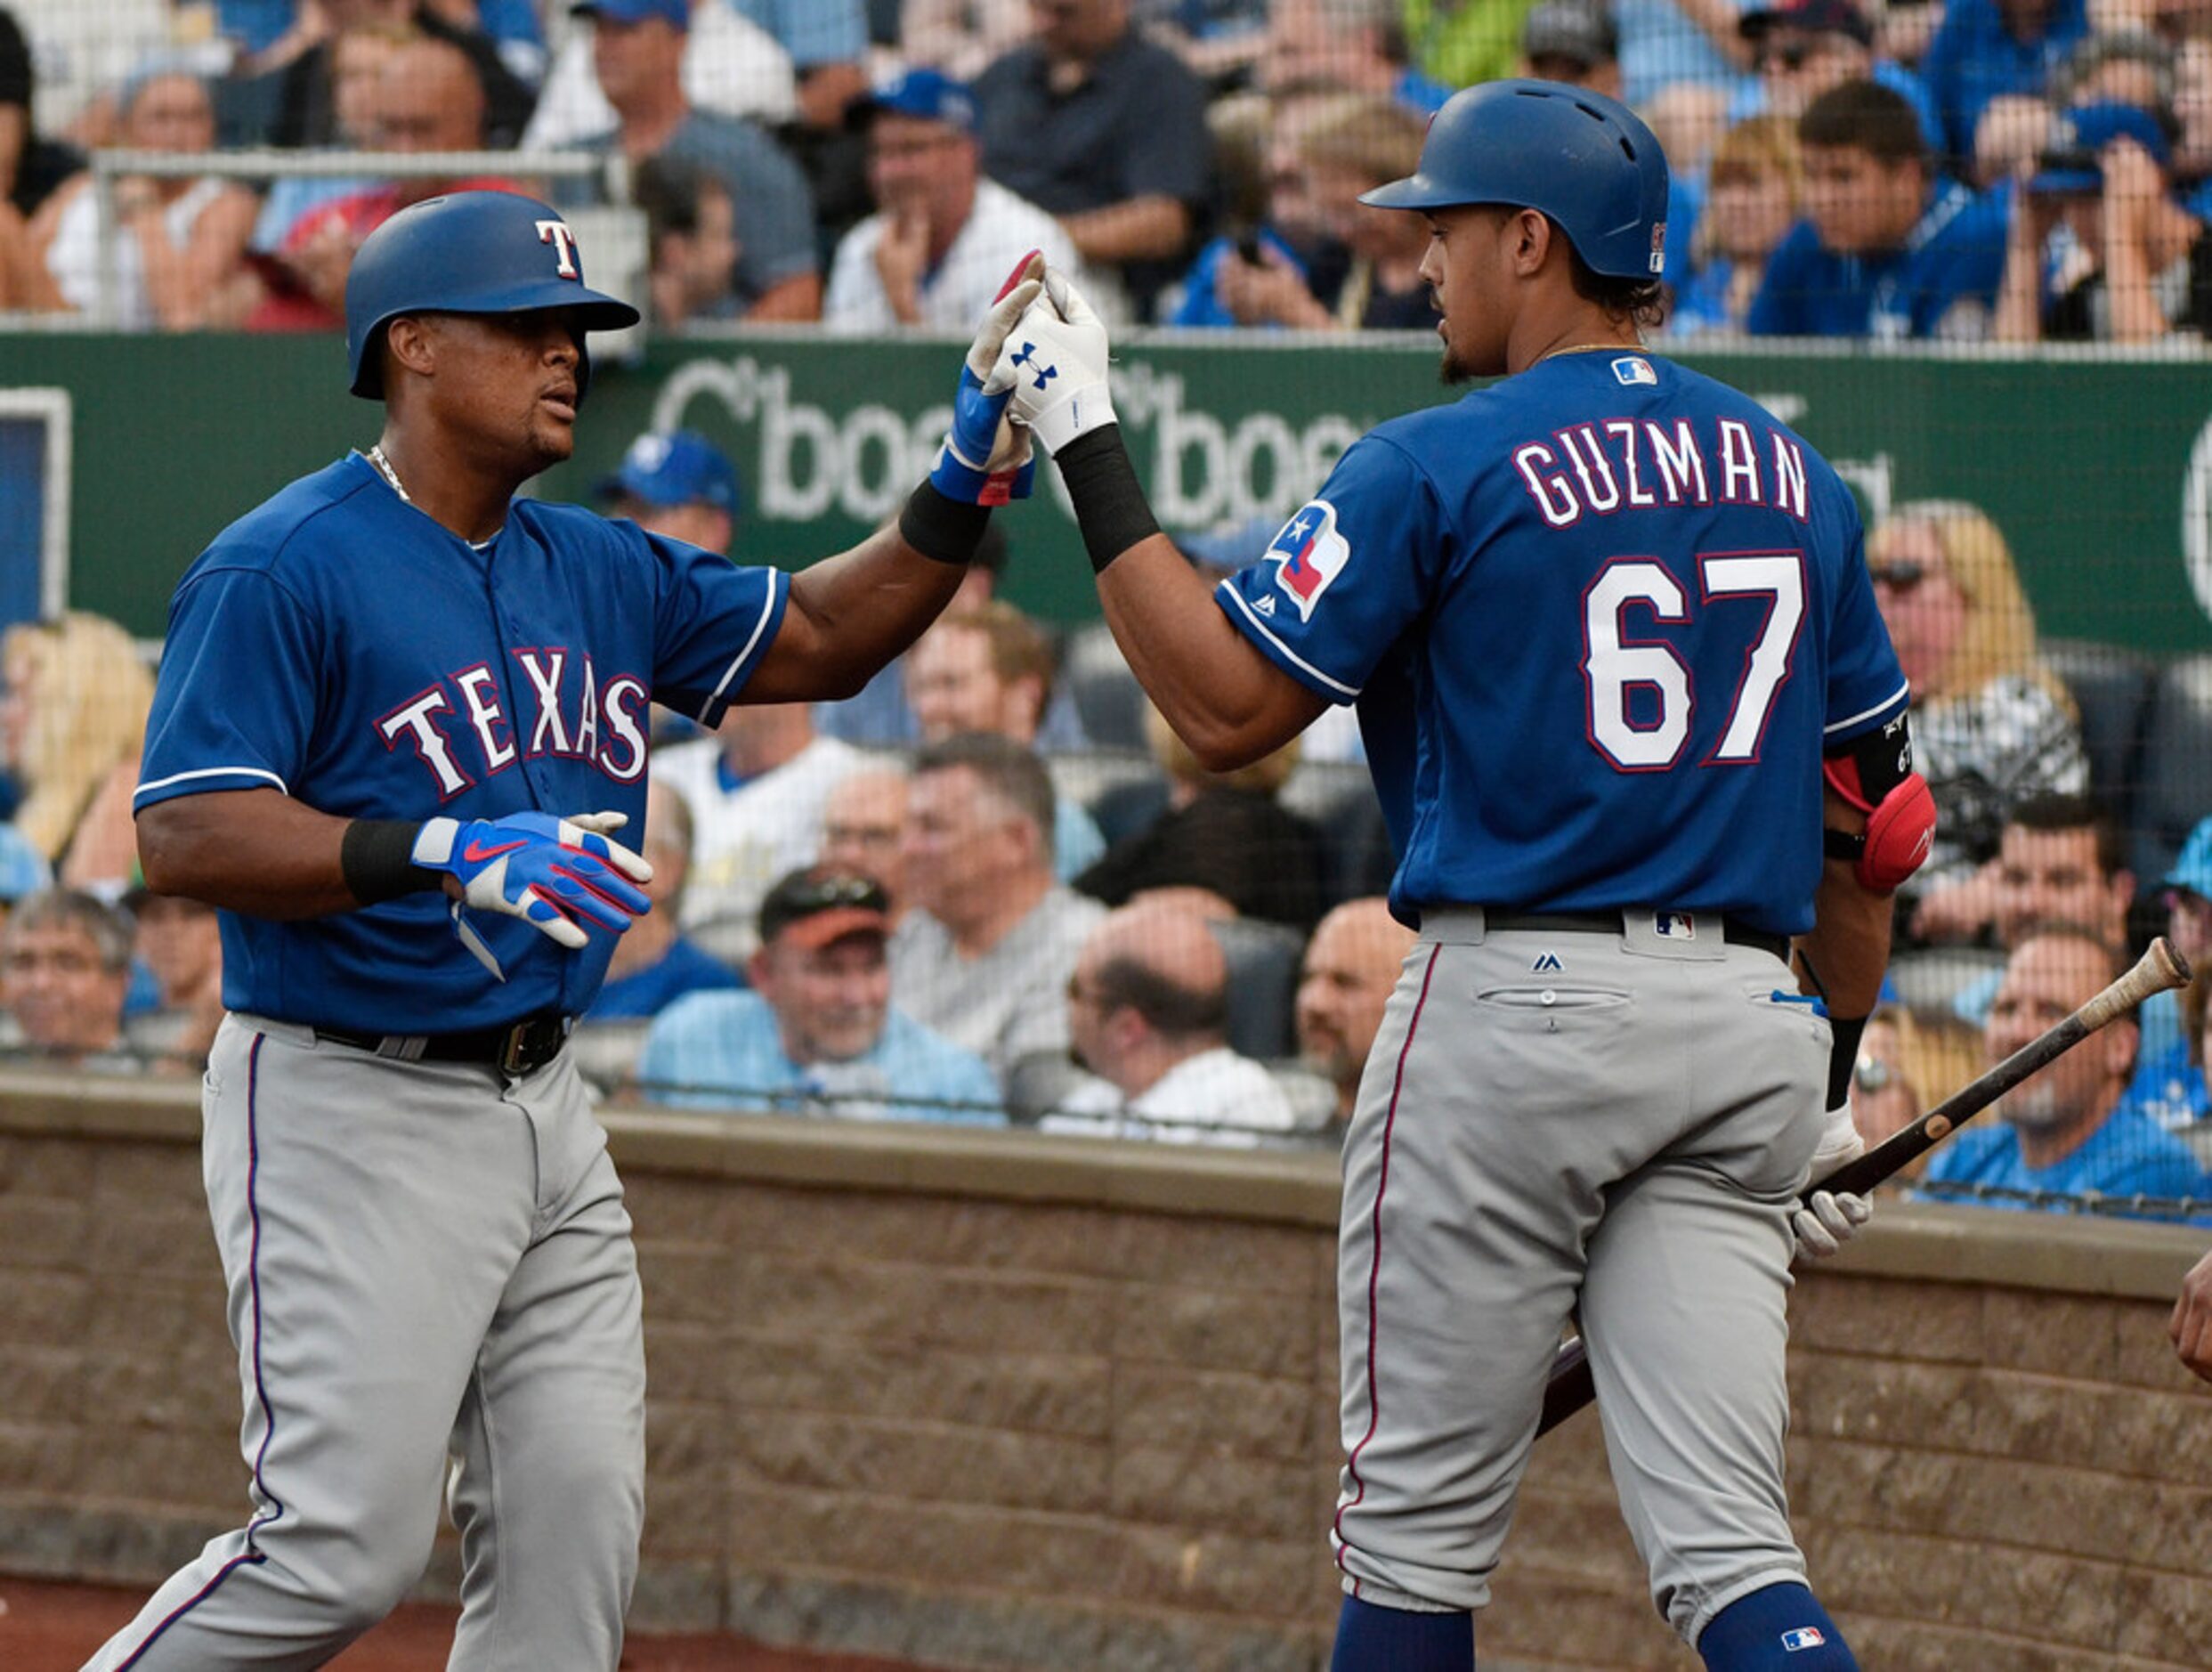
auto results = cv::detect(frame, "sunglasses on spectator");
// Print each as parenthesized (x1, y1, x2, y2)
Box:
(1868, 560, 1929, 592)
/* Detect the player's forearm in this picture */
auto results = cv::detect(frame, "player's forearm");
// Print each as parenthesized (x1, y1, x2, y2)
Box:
(136, 788, 373, 919)
(745, 523, 968, 702)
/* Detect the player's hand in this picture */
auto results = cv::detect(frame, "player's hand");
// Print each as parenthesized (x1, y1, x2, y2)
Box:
(411, 809, 653, 952)
(1792, 1100, 1873, 1263)
(928, 250, 1046, 506)
(1001, 264, 1117, 455)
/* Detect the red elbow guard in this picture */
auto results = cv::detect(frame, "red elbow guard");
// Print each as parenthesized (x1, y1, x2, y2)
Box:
(1824, 755, 1936, 891)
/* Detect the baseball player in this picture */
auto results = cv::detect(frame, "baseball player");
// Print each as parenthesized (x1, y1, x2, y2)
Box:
(998, 82, 1933, 1672)
(91, 193, 1042, 1669)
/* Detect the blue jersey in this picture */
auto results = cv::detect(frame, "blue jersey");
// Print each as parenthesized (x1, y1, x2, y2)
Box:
(1216, 352, 1907, 935)
(135, 453, 787, 1033)
(1748, 182, 2007, 341)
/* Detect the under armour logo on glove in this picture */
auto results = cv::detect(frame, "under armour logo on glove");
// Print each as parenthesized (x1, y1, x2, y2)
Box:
(1010, 342, 1059, 392)
(412, 809, 652, 972)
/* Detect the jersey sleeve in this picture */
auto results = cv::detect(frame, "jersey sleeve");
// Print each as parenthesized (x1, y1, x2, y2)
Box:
(135, 566, 323, 812)
(646, 532, 789, 729)
(1821, 501, 1911, 746)
(1212, 434, 1442, 705)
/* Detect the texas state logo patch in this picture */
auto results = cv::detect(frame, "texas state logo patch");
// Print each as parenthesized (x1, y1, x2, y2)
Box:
(1268, 499, 1350, 622)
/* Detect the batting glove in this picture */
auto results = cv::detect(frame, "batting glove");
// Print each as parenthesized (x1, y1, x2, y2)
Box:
(928, 251, 1046, 506)
(1000, 264, 1117, 456)
(412, 809, 652, 954)
(1791, 1100, 1873, 1263)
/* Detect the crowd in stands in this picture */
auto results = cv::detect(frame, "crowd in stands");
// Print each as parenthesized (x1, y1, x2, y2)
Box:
(4, 0, 2212, 338)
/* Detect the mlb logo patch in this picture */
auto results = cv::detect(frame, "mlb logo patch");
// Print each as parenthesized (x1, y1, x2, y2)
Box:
(1612, 356, 1657, 387)
(1269, 499, 1352, 622)
(1654, 911, 1696, 940)
(1780, 1627, 1827, 1652)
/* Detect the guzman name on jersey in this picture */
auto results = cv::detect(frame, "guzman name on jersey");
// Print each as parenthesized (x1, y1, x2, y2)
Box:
(1511, 416, 1811, 530)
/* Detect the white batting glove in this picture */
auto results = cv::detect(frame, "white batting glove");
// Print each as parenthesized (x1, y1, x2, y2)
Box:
(928, 252, 1045, 505)
(999, 264, 1117, 455)
(1791, 1100, 1873, 1263)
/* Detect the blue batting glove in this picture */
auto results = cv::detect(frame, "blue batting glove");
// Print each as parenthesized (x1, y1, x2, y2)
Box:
(412, 809, 653, 953)
(929, 251, 1045, 506)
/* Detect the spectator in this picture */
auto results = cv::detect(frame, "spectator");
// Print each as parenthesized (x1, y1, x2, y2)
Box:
(2055, 27, 2176, 110)
(814, 524, 1090, 751)
(903, 0, 1034, 81)
(818, 764, 911, 921)
(120, 881, 223, 1068)
(2139, 815, 2212, 1126)
(1295, 896, 1415, 1124)
(1750, 79, 2009, 337)
(973, 0, 1213, 318)
(1520, 0, 1625, 97)
(1848, 1006, 1922, 1148)
(732, 0, 869, 130)
(1077, 703, 1325, 930)
(903, 604, 1106, 880)
(1602, 0, 1756, 112)
(30, 68, 260, 330)
(1995, 99, 2205, 339)
(823, 67, 1086, 332)
(247, 35, 517, 331)
(0, 887, 137, 1070)
(522, 0, 798, 150)
(637, 866, 1002, 1122)
(1867, 503, 2088, 925)
(1166, 85, 1347, 329)
(246, 18, 404, 268)
(0, 612, 155, 894)
(0, 4, 84, 218)
(1737, 0, 1943, 142)
(1920, 926, 2211, 1216)
(594, 427, 741, 553)
(4, 0, 190, 144)
(1920, 0, 2091, 162)
(565, 0, 822, 321)
(259, 0, 535, 150)
(891, 732, 1106, 1084)
(1042, 897, 1301, 1142)
(587, 778, 742, 1023)
(1140, 0, 1273, 84)
(1668, 112, 1803, 331)
(653, 701, 869, 963)
(1972, 88, 2057, 185)
(632, 153, 741, 328)
(1260, 0, 1453, 113)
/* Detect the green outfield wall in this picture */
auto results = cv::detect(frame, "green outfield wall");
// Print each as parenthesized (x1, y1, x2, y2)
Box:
(8, 331, 2212, 654)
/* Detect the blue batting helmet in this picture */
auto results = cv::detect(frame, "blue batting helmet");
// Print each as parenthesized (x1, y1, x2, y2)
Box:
(1360, 79, 1670, 281)
(344, 190, 642, 400)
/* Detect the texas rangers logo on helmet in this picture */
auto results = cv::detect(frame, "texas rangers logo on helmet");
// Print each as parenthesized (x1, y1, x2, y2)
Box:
(1269, 499, 1351, 621)
(537, 218, 581, 280)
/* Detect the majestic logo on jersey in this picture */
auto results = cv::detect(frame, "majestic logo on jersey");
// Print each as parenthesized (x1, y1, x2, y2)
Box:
(1779, 1627, 1826, 1651)
(1612, 356, 1657, 386)
(536, 219, 581, 280)
(1531, 951, 1563, 973)
(1269, 499, 1350, 621)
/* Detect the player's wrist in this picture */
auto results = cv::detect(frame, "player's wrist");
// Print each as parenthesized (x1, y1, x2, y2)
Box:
(341, 817, 444, 905)
(898, 478, 991, 565)
(1053, 426, 1158, 574)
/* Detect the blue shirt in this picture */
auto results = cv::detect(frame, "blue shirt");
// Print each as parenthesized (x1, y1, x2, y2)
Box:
(1920, 1100, 2212, 1221)
(134, 453, 786, 1033)
(1748, 180, 2007, 340)
(730, 0, 866, 65)
(1920, 0, 2089, 160)
(1951, 972, 2184, 1118)
(587, 936, 742, 1021)
(636, 990, 1004, 1124)
(1215, 352, 1908, 934)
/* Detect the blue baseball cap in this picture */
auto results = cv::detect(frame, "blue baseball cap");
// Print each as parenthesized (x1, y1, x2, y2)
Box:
(596, 430, 741, 513)
(852, 68, 977, 133)
(2030, 101, 2172, 196)
(571, 0, 689, 26)
(2165, 816, 2212, 901)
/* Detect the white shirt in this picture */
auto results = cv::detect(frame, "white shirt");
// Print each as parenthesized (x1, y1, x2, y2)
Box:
(653, 732, 866, 962)
(521, 0, 797, 150)
(823, 176, 1111, 333)
(1042, 1047, 1300, 1147)
(44, 175, 231, 330)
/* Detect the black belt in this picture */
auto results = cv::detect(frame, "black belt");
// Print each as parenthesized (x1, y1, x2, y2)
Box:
(1483, 910, 1792, 965)
(313, 1011, 571, 1077)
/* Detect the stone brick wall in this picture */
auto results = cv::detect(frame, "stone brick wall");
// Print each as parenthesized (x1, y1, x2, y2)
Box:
(0, 1075, 2207, 1669)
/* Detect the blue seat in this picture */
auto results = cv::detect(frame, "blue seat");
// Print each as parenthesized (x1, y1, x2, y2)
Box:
(2041, 637, 2156, 848)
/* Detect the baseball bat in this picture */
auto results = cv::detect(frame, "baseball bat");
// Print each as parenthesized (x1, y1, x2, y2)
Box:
(1534, 936, 2193, 1439)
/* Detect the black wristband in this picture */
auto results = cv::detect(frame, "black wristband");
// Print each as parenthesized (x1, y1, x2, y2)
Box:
(897, 480, 991, 565)
(341, 818, 442, 905)
(1054, 426, 1160, 574)
(1828, 1011, 1870, 1112)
